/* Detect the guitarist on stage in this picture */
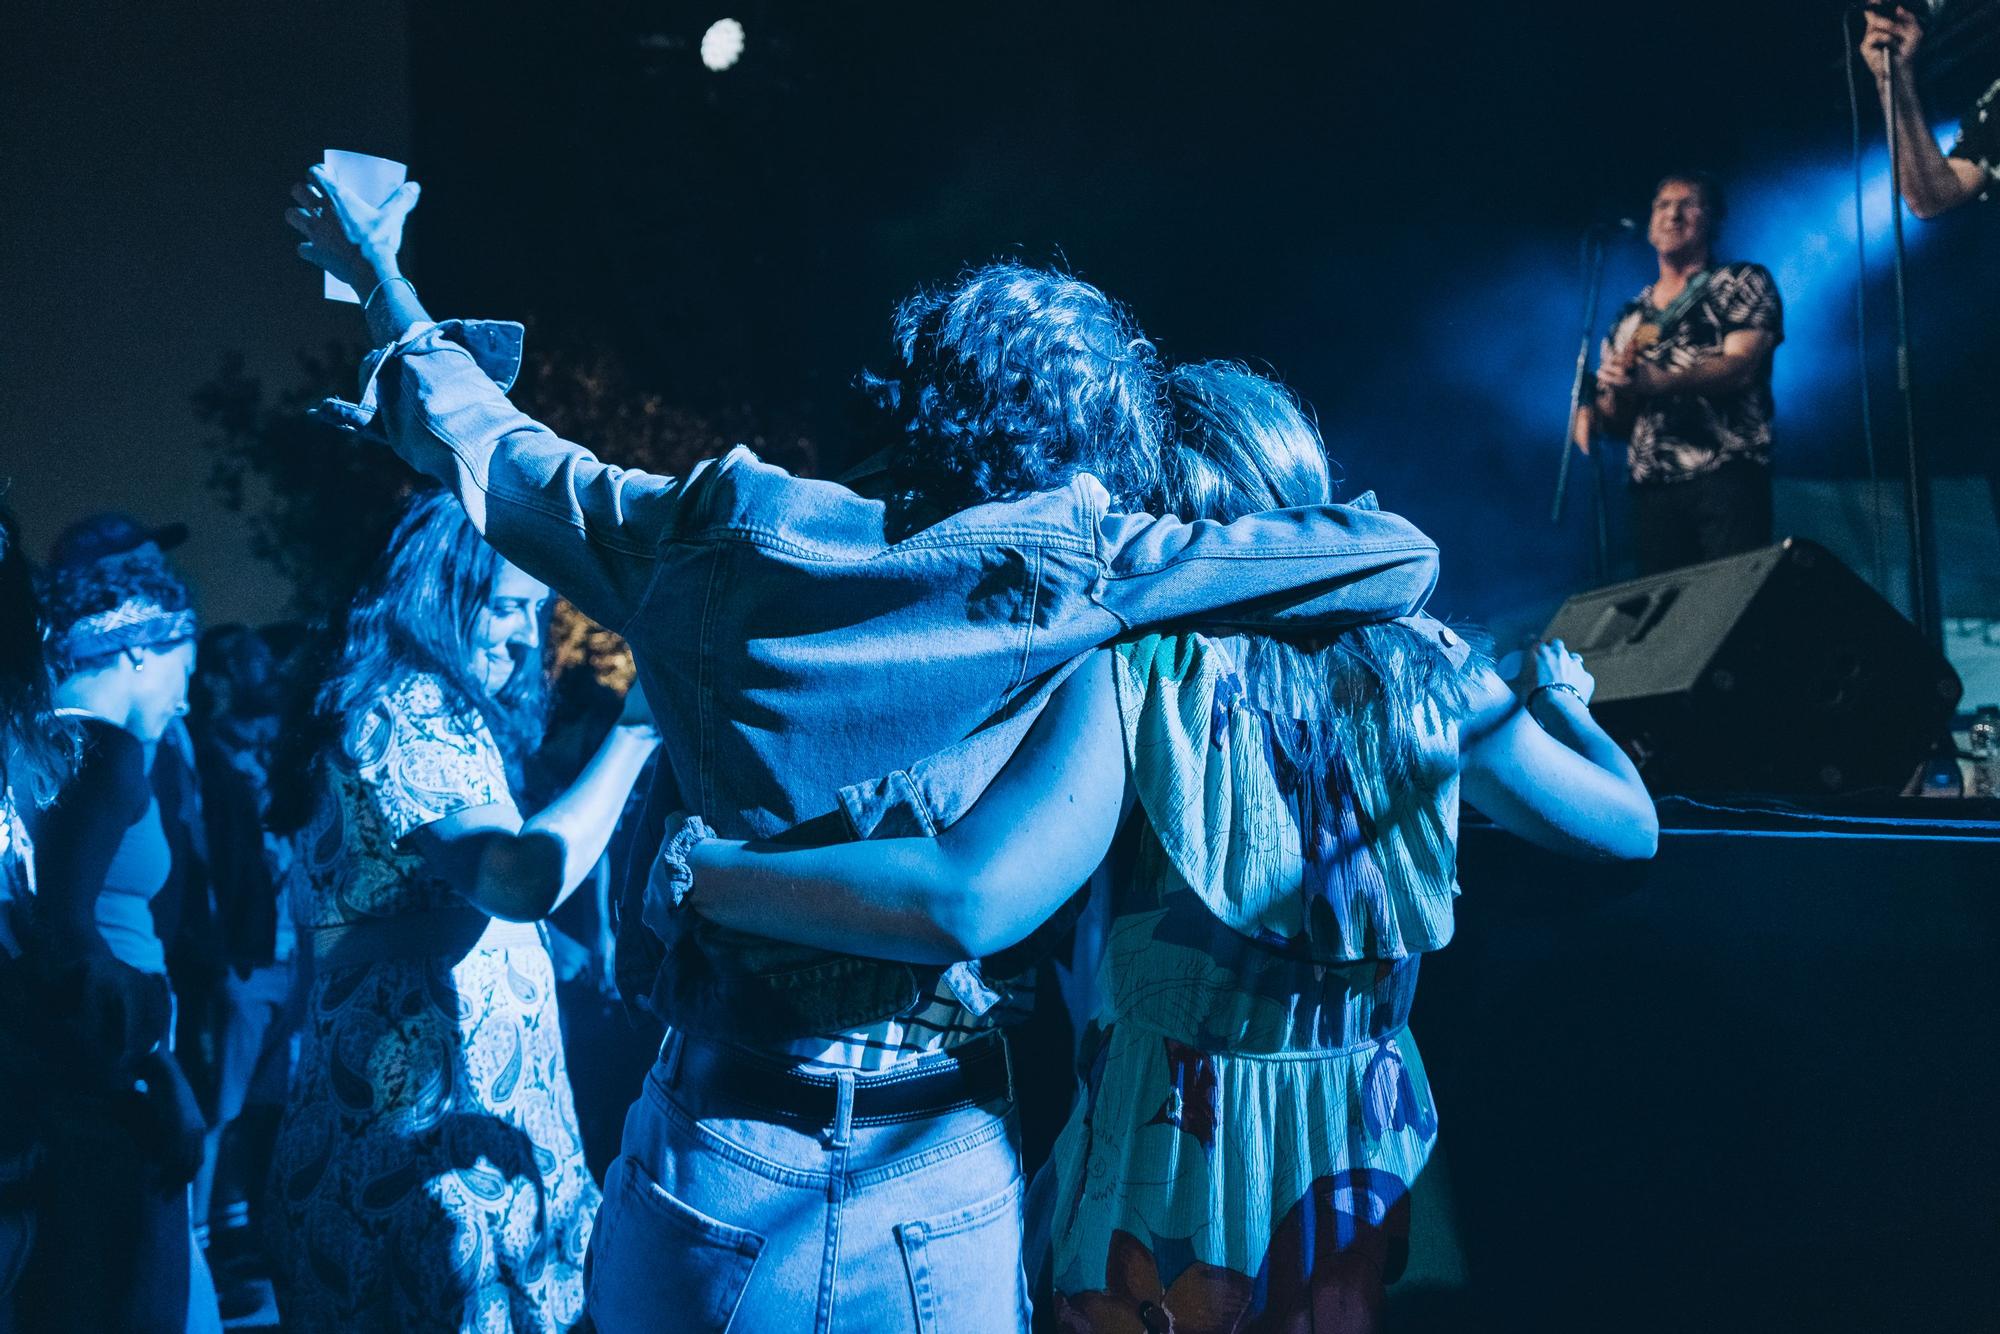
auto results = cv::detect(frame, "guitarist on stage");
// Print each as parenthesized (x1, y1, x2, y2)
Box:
(1574, 172, 1784, 574)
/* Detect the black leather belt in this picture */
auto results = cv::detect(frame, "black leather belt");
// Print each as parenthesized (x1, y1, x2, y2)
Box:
(669, 1031, 1013, 1129)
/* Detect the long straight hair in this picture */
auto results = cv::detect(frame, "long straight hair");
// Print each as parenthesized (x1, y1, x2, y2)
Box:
(268, 490, 547, 832)
(1162, 362, 1481, 827)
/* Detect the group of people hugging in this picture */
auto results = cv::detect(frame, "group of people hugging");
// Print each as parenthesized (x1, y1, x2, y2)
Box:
(0, 161, 1657, 1334)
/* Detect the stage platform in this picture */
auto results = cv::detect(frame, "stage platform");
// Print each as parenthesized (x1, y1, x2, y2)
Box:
(1403, 798, 2000, 1333)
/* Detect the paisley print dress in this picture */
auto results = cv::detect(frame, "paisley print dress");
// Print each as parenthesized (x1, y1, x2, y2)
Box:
(268, 674, 598, 1333)
(1049, 632, 1469, 1334)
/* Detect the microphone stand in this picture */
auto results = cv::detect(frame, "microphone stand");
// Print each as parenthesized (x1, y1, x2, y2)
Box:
(1885, 45, 1943, 648)
(1552, 224, 1614, 582)
(1881, 36, 1960, 796)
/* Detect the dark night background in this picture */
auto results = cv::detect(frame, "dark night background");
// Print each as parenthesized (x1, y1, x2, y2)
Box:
(4, 0, 1997, 644)
(5, 8, 2000, 1330)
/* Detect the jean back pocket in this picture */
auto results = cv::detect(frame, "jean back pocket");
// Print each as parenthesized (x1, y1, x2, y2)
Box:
(896, 1174, 1030, 1333)
(588, 1153, 766, 1334)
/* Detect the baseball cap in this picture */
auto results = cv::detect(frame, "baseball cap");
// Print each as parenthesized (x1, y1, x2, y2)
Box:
(49, 511, 191, 570)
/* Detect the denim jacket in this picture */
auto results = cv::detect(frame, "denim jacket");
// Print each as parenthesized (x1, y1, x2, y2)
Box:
(324, 320, 1441, 1043)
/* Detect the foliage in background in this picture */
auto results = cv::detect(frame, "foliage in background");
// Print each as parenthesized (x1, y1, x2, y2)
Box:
(520, 336, 822, 683)
(195, 342, 416, 620)
(196, 330, 821, 683)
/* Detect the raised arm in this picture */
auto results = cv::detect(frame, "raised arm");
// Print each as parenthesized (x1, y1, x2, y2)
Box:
(285, 165, 430, 345)
(1861, 9, 1986, 219)
(685, 651, 1128, 963)
(285, 167, 689, 633)
(1458, 642, 1657, 861)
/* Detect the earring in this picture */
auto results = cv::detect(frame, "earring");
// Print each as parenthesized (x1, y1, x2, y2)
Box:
(132, 657, 145, 673)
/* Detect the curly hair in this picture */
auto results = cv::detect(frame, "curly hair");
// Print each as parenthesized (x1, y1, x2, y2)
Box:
(268, 490, 548, 832)
(864, 263, 1166, 517)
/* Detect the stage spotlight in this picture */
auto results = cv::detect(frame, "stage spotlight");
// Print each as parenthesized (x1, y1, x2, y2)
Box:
(701, 18, 745, 72)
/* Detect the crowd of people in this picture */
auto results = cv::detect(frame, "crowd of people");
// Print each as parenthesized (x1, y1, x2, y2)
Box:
(0, 151, 1662, 1332)
(6, 12, 1986, 1326)
(0, 497, 663, 1331)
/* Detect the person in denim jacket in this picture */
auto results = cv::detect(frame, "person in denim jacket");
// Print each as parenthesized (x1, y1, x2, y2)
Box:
(288, 169, 1441, 1332)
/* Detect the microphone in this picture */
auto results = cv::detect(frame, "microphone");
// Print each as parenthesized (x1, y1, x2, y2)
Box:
(1589, 217, 1641, 234)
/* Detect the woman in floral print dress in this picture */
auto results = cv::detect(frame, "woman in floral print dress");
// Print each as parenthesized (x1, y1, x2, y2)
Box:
(673, 363, 1658, 1331)
(266, 492, 658, 1333)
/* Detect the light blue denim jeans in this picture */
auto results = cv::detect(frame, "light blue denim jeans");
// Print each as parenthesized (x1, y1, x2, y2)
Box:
(587, 1034, 1031, 1333)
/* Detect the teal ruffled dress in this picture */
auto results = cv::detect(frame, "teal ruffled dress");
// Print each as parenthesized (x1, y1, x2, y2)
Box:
(1049, 630, 1469, 1333)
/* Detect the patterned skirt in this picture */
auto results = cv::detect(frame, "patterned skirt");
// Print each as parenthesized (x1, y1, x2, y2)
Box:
(267, 929, 600, 1333)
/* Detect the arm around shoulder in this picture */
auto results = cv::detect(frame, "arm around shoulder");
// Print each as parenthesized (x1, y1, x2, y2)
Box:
(1094, 499, 1439, 635)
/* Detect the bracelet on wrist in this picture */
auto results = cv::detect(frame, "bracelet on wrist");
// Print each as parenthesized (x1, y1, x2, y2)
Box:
(651, 812, 715, 913)
(1527, 681, 1587, 715)
(362, 274, 414, 313)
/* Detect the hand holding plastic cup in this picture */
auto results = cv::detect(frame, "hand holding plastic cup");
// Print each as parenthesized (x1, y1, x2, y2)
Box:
(319, 150, 407, 303)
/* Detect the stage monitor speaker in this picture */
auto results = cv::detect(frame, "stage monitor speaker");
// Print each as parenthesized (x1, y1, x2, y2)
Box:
(1541, 538, 1962, 795)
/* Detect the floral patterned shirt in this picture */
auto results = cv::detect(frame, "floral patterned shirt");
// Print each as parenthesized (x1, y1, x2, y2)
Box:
(1951, 78, 2000, 202)
(1602, 261, 1785, 485)
(294, 673, 514, 931)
